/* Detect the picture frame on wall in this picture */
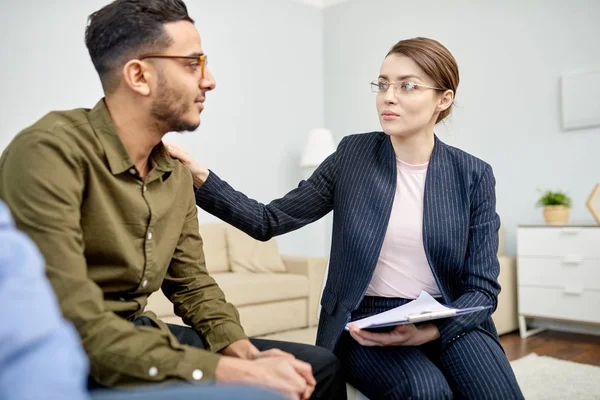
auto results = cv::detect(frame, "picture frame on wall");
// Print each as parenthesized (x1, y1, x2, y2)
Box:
(560, 67, 600, 131)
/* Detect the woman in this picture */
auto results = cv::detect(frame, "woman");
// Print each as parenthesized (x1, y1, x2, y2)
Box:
(167, 37, 524, 400)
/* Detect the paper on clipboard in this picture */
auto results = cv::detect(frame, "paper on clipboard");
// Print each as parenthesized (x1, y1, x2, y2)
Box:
(345, 291, 490, 330)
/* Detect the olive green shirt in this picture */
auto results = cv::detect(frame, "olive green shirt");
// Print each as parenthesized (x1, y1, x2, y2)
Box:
(0, 100, 247, 387)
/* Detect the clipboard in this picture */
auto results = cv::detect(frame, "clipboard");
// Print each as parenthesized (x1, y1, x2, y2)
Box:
(344, 291, 491, 331)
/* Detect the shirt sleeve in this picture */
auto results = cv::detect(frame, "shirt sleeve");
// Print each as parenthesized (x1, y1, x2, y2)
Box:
(0, 201, 90, 400)
(0, 133, 223, 386)
(161, 186, 248, 353)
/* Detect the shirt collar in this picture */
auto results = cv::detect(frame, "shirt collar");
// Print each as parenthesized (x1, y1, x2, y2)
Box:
(88, 99, 175, 176)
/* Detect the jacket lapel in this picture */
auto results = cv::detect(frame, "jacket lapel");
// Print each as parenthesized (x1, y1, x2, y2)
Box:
(422, 137, 452, 302)
(349, 135, 397, 307)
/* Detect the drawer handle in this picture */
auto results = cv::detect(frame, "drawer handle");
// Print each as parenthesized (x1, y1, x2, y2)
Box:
(560, 228, 582, 235)
(564, 285, 583, 295)
(562, 255, 583, 265)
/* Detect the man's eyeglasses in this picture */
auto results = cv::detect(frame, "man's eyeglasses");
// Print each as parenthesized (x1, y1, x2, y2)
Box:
(370, 80, 444, 95)
(139, 54, 207, 79)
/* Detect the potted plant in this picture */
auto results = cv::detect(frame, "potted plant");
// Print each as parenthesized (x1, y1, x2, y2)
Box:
(536, 190, 572, 225)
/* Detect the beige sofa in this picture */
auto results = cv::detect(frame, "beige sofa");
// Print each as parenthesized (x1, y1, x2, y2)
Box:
(147, 223, 518, 338)
(146, 223, 327, 337)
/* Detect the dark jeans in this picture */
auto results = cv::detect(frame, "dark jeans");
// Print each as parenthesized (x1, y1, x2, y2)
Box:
(90, 317, 347, 399)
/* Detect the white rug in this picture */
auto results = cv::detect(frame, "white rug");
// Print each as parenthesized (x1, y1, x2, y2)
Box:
(511, 353, 600, 399)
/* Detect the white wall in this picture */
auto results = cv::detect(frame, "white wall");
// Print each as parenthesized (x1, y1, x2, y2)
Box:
(3, 0, 599, 258)
(324, 0, 600, 255)
(0, 0, 327, 257)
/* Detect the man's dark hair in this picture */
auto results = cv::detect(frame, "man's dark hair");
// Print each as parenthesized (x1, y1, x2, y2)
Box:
(85, 0, 194, 93)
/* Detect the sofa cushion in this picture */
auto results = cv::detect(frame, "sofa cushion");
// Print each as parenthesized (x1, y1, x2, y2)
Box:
(226, 227, 286, 273)
(212, 272, 309, 307)
(198, 223, 229, 274)
(238, 299, 308, 337)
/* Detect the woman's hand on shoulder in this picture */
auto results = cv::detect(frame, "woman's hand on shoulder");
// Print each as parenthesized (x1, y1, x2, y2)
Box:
(348, 323, 440, 347)
(163, 141, 210, 188)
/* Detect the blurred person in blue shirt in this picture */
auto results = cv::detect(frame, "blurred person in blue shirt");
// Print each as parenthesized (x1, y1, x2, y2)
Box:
(0, 200, 90, 399)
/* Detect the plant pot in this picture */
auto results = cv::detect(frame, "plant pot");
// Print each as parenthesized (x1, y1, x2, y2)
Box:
(543, 205, 570, 225)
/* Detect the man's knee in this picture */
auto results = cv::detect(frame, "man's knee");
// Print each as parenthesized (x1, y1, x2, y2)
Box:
(293, 343, 342, 376)
(314, 345, 342, 370)
(301, 345, 346, 399)
(309, 346, 345, 392)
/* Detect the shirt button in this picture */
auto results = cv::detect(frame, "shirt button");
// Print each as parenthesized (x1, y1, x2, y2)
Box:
(128, 168, 137, 175)
(143, 185, 147, 192)
(148, 366, 158, 377)
(147, 232, 153, 240)
(141, 279, 148, 288)
(192, 369, 203, 380)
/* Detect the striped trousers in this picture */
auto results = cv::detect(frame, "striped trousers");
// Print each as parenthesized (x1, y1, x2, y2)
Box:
(336, 297, 524, 399)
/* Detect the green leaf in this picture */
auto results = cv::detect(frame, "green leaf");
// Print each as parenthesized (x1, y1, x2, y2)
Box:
(535, 190, 572, 208)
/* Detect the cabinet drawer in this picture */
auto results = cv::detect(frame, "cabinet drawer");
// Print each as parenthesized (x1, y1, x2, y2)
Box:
(518, 286, 600, 324)
(517, 227, 600, 257)
(517, 257, 600, 291)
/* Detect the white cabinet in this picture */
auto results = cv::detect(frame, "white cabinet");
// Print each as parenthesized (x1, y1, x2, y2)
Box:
(516, 226, 600, 338)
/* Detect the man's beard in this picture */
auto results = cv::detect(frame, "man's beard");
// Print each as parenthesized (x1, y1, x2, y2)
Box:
(151, 74, 199, 133)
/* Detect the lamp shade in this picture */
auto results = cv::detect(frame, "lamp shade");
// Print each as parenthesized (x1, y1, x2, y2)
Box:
(300, 128, 336, 168)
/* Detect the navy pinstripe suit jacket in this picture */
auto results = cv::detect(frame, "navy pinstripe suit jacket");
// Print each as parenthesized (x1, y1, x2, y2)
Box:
(195, 132, 502, 352)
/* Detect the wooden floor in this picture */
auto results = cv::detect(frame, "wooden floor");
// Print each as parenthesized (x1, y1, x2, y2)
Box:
(500, 330, 600, 366)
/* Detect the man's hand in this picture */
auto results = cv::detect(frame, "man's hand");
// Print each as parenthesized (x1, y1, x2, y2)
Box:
(163, 141, 209, 188)
(348, 323, 440, 347)
(220, 340, 298, 360)
(216, 355, 316, 400)
(254, 350, 315, 399)
(220, 339, 260, 359)
(220, 341, 315, 398)
(255, 348, 296, 360)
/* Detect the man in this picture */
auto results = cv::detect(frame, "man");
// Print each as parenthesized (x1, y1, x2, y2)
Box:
(0, 1, 346, 399)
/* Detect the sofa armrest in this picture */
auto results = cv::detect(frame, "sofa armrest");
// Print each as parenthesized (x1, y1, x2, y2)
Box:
(493, 255, 518, 335)
(281, 255, 327, 327)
